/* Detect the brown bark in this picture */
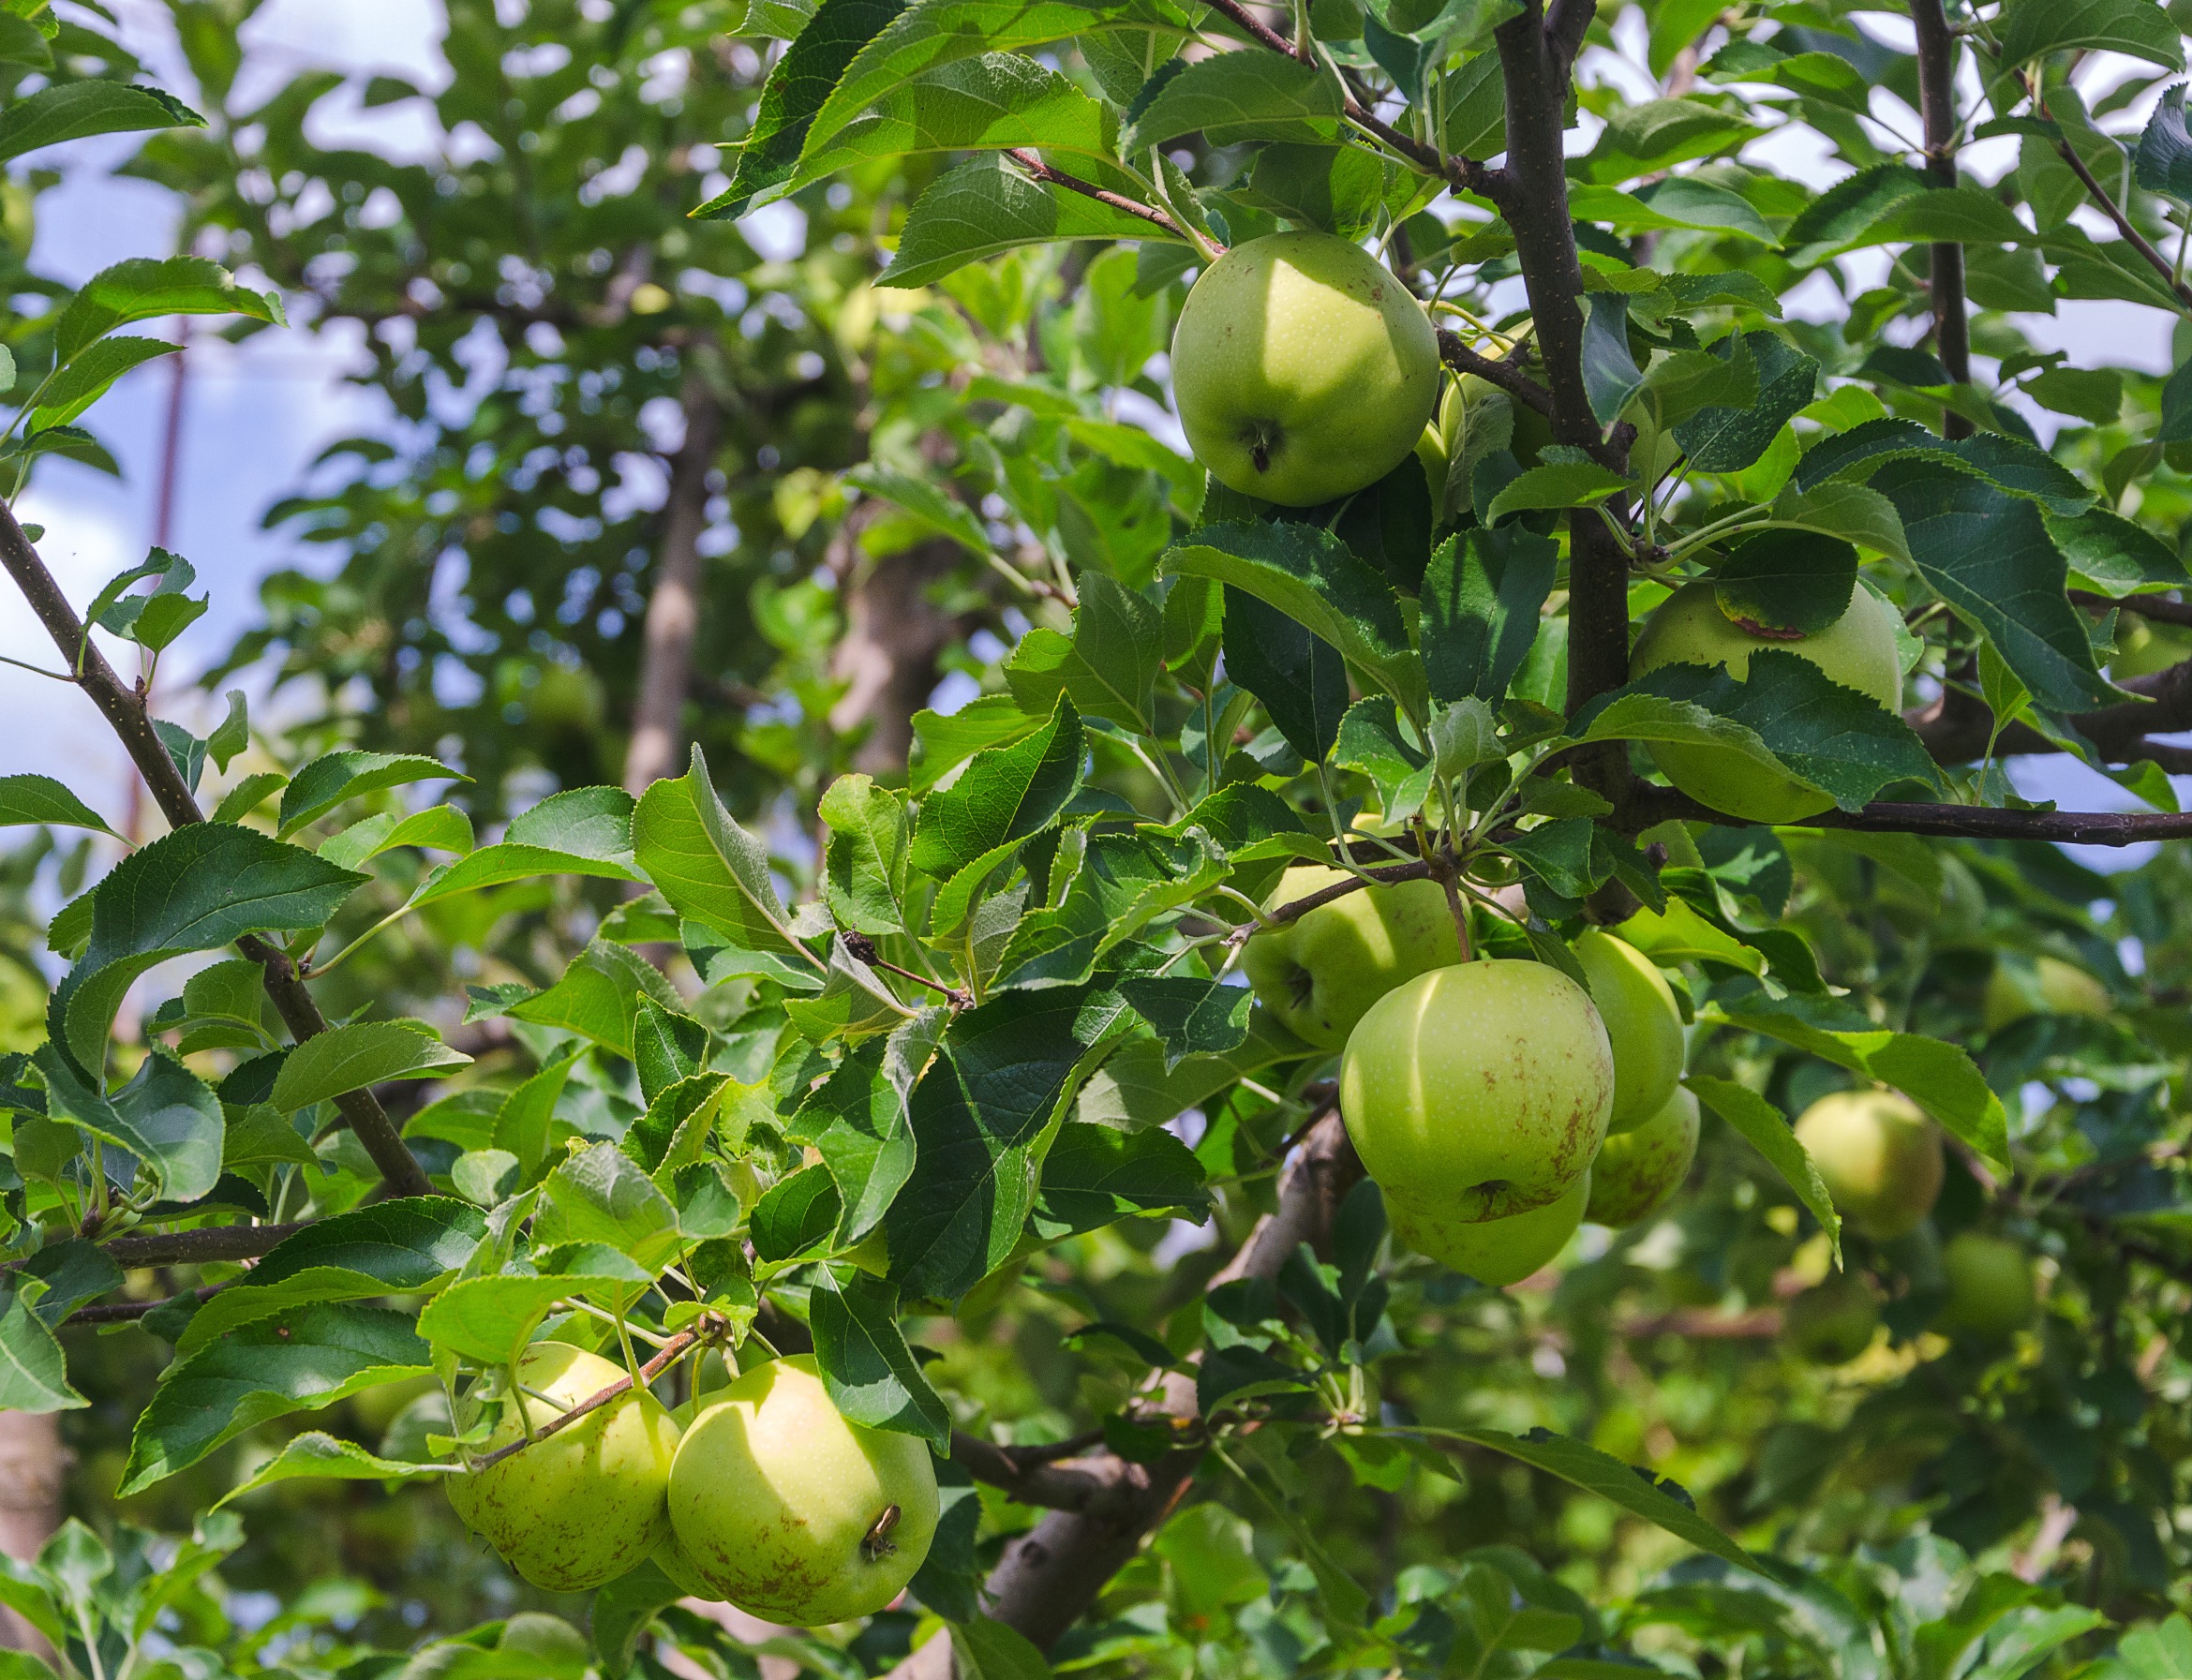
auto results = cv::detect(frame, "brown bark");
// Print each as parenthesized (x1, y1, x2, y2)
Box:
(828, 530, 964, 774)
(625, 367, 725, 795)
(0, 1412, 63, 1655)
(1909, 0, 1972, 440)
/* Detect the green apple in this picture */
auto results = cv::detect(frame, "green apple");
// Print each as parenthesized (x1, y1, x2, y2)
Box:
(2109, 616, 2192, 680)
(1573, 929, 1683, 1131)
(1937, 1232, 2035, 1340)
(445, 1343, 680, 1593)
(1340, 959, 1612, 1222)
(668, 1355, 940, 1625)
(1171, 231, 1439, 507)
(1983, 955, 2110, 1032)
(1630, 578, 1904, 824)
(1792, 1089, 1943, 1240)
(1241, 865, 1464, 1049)
(1782, 1271, 1880, 1364)
(1388, 1170, 1589, 1286)
(1586, 1086, 1698, 1227)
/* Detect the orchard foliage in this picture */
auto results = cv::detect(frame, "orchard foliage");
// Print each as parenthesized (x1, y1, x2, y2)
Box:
(7, 0, 2192, 1674)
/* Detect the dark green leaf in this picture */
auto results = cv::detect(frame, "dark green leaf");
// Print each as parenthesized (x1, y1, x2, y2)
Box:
(0, 775, 114, 836)
(822, 774, 912, 935)
(876, 156, 1175, 290)
(1581, 293, 1644, 425)
(269, 1022, 470, 1112)
(633, 747, 816, 967)
(810, 1268, 951, 1447)
(1795, 417, 2094, 516)
(751, 1162, 844, 1261)
(1222, 585, 1349, 763)
(1120, 49, 1341, 151)
(1673, 333, 1818, 473)
(786, 1026, 932, 1243)
(1116, 974, 1255, 1068)
(276, 751, 461, 839)
(1712, 531, 1857, 637)
(910, 695, 1084, 878)
(631, 996, 708, 1107)
(0, 1291, 83, 1415)
(0, 82, 201, 169)
(120, 1305, 429, 1494)
(1032, 1120, 1208, 1239)
(53, 257, 283, 365)
(29, 335, 175, 430)
(997, 828, 1228, 988)
(1999, 0, 2182, 69)
(1422, 526, 1558, 705)
(2138, 82, 2192, 198)
(1004, 572, 1162, 731)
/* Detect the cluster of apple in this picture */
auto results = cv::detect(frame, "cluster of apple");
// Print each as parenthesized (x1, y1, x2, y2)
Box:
(1245, 869, 1696, 1285)
(446, 1347, 939, 1623)
(1782, 1091, 2036, 1362)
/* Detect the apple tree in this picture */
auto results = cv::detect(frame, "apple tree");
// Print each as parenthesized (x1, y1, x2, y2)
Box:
(8, 0, 2192, 1673)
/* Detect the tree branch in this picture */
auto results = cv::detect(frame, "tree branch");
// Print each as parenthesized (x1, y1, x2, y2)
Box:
(949, 1432, 1141, 1516)
(1005, 151, 1208, 246)
(0, 508, 434, 1199)
(1909, 0, 1972, 440)
(470, 1320, 713, 1473)
(1627, 782, 2192, 846)
(2038, 93, 2192, 312)
(100, 1221, 313, 1270)
(887, 1113, 1364, 1678)
(2072, 589, 2192, 630)
(1436, 328, 1555, 416)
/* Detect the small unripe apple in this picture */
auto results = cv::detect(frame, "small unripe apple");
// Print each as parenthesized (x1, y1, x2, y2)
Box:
(445, 1343, 680, 1592)
(1573, 929, 1683, 1132)
(1586, 1086, 1698, 1227)
(1782, 1271, 1880, 1364)
(1937, 1232, 2035, 1340)
(1388, 1170, 1588, 1286)
(1792, 1089, 1943, 1240)
(1171, 231, 1439, 507)
(1630, 579, 1904, 824)
(668, 1355, 939, 1626)
(1983, 955, 2110, 1032)
(1241, 865, 1463, 1050)
(1340, 959, 1612, 1222)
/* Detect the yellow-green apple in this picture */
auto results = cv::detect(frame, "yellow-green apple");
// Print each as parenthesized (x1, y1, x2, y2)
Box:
(1792, 1089, 1942, 1240)
(2109, 616, 2192, 680)
(1983, 955, 2110, 1032)
(1573, 929, 1683, 1131)
(1586, 1086, 1699, 1227)
(1340, 959, 1612, 1222)
(1388, 1170, 1589, 1286)
(1937, 1232, 2035, 1339)
(1629, 578, 1904, 824)
(445, 1343, 679, 1592)
(668, 1355, 939, 1625)
(1242, 865, 1464, 1049)
(1171, 231, 1439, 506)
(1782, 1271, 1881, 1364)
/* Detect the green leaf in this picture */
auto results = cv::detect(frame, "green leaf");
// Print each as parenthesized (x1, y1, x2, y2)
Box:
(625, 1072, 738, 1179)
(1766, 482, 1912, 564)
(407, 839, 640, 909)
(416, 1268, 636, 1368)
(2025, 365, 2125, 426)
(1418, 1425, 1762, 1575)
(910, 695, 1084, 878)
(276, 751, 463, 838)
(753, 1162, 844, 1260)
(1684, 1076, 1841, 1264)
(1485, 456, 1633, 521)
(631, 996, 707, 1108)
(89, 548, 204, 652)
(952, 1616, 1056, 1680)
(210, 771, 286, 825)
(175, 1197, 486, 1354)
(845, 462, 991, 554)
(0, 82, 201, 168)
(205, 689, 248, 773)
(633, 747, 816, 968)
(1031, 1119, 1207, 1239)
(1581, 293, 1646, 425)
(320, 803, 476, 872)
(1162, 520, 1425, 719)
(1704, 980, 2008, 1165)
(1222, 586, 1349, 764)
(29, 335, 176, 430)
(694, 0, 911, 217)
(269, 1021, 470, 1112)
(887, 982, 1134, 1301)
(996, 827, 1229, 988)
(1574, 649, 1939, 812)
(0, 1290, 84, 1414)
(2046, 507, 2188, 593)
(1712, 531, 1857, 638)
(911, 693, 1041, 795)
(1335, 697, 1434, 822)
(500, 939, 685, 1058)
(1568, 179, 1776, 244)
(2137, 83, 2192, 199)
(876, 156, 1174, 289)
(1999, 0, 2182, 69)
(786, 1025, 933, 1243)
(1674, 333, 1818, 474)
(120, 1304, 429, 1494)
(38, 1046, 225, 1206)
(1422, 526, 1558, 706)
(787, 53, 1113, 195)
(1117, 975, 1255, 1069)
(1795, 417, 2093, 516)
(493, 1052, 581, 1186)
(16, 1241, 122, 1328)
(1239, 141, 1393, 239)
(53, 257, 283, 365)
(1782, 163, 1927, 251)
(213, 1431, 446, 1508)
(1004, 572, 1161, 732)
(532, 1141, 681, 1271)
(1879, 463, 2119, 713)
(811, 1268, 951, 1447)
(799, 0, 1193, 167)
(1120, 49, 1341, 152)
(822, 775, 912, 937)
(0, 774, 115, 836)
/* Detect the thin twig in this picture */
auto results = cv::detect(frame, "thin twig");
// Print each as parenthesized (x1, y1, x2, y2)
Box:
(1437, 328, 1555, 416)
(469, 1321, 712, 1473)
(1003, 150, 1206, 247)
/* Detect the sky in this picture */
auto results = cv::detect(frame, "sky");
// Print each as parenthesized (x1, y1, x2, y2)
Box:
(0, 1, 2182, 871)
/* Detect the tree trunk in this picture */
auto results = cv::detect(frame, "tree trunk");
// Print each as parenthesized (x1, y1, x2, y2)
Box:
(828, 533, 964, 774)
(624, 367, 724, 795)
(0, 1412, 63, 1655)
